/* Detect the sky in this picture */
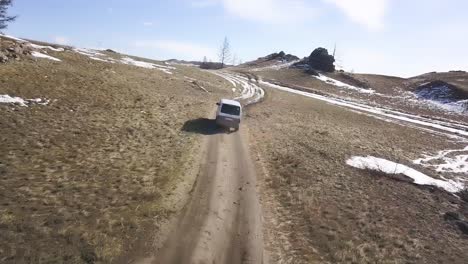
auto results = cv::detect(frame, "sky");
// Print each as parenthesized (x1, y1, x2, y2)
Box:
(4, 0, 468, 77)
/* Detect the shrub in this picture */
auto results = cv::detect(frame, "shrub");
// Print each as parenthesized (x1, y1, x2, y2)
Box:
(199, 62, 223, 70)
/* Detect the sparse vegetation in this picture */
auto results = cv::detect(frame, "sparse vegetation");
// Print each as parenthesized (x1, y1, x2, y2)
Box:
(248, 85, 468, 263)
(199, 60, 223, 70)
(0, 44, 233, 263)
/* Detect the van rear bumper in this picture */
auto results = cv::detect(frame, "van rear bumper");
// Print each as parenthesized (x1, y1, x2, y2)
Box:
(216, 116, 240, 129)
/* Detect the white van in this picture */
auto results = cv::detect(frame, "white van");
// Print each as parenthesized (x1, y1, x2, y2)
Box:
(215, 99, 242, 130)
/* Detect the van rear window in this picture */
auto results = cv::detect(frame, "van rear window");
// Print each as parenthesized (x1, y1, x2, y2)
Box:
(220, 104, 241, 116)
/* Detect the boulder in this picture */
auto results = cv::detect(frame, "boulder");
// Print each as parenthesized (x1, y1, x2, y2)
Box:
(0, 41, 32, 63)
(283, 53, 299, 62)
(0, 51, 8, 63)
(308, 47, 335, 72)
(291, 58, 310, 70)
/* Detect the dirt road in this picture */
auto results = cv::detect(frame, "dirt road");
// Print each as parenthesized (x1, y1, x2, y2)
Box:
(152, 121, 265, 264)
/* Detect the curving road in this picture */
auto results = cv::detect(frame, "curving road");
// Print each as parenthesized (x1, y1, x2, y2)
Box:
(151, 72, 266, 264)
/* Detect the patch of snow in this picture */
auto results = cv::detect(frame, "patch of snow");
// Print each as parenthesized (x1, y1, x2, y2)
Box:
(74, 48, 104, 57)
(0, 95, 27, 106)
(422, 99, 467, 113)
(73, 48, 175, 74)
(346, 156, 464, 193)
(234, 79, 256, 100)
(314, 74, 375, 94)
(121, 57, 154, 69)
(222, 75, 238, 87)
(74, 48, 118, 63)
(0, 95, 50, 107)
(0, 34, 65, 58)
(0, 34, 26, 42)
(209, 71, 237, 87)
(209, 71, 264, 105)
(27, 98, 50, 106)
(411, 82, 468, 113)
(90, 56, 114, 63)
(120, 57, 174, 74)
(414, 146, 468, 174)
(402, 91, 467, 114)
(31, 51, 61, 61)
(29, 43, 64, 52)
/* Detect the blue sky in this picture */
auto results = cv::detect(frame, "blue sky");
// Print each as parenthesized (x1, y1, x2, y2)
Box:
(4, 0, 468, 77)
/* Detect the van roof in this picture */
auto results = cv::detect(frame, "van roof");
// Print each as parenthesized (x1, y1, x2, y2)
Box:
(220, 99, 241, 107)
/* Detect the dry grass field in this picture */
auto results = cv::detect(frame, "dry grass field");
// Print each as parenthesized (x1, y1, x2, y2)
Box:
(0, 41, 232, 263)
(247, 87, 468, 263)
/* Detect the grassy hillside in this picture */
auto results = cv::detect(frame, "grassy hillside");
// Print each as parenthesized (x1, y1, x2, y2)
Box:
(0, 36, 232, 263)
(248, 66, 468, 122)
(249, 87, 468, 263)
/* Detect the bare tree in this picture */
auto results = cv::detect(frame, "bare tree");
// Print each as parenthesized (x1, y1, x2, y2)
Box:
(218, 37, 231, 68)
(0, 0, 16, 32)
(232, 53, 237, 66)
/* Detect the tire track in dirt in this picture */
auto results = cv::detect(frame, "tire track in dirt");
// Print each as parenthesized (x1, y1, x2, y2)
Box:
(145, 72, 266, 263)
(152, 127, 264, 264)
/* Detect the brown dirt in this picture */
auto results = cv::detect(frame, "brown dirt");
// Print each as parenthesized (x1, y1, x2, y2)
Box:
(247, 86, 468, 263)
(0, 47, 233, 263)
(149, 123, 264, 264)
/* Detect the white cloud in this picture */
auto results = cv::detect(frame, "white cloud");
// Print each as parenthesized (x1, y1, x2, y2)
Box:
(340, 47, 399, 76)
(324, 0, 389, 30)
(134, 40, 217, 61)
(53, 36, 69, 45)
(191, 0, 317, 24)
(143, 22, 154, 27)
(225, 0, 317, 24)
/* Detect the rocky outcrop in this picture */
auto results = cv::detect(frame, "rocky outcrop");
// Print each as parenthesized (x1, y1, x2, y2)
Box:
(290, 58, 310, 69)
(308, 47, 335, 72)
(0, 51, 8, 62)
(260, 51, 299, 62)
(0, 39, 32, 63)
